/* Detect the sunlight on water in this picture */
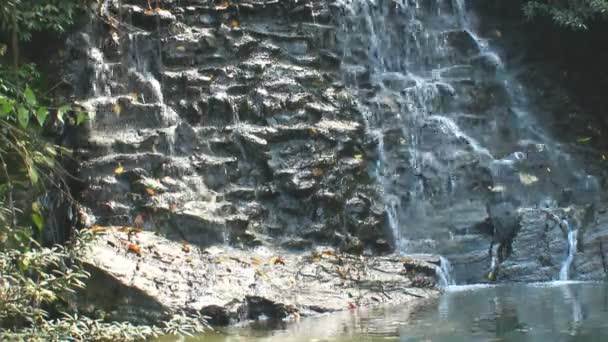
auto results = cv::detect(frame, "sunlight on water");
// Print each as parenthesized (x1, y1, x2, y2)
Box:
(157, 282, 608, 342)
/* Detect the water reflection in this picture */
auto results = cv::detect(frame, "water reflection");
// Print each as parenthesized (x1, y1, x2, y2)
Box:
(158, 282, 608, 341)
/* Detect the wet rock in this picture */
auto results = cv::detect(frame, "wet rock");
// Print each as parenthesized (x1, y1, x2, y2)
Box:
(83, 231, 439, 325)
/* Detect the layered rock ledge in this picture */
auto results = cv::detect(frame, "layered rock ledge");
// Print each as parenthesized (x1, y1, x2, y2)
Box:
(79, 229, 439, 325)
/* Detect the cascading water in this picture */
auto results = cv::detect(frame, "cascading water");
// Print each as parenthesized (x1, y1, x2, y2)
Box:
(559, 225, 578, 281)
(437, 256, 455, 287)
(336, 0, 600, 284)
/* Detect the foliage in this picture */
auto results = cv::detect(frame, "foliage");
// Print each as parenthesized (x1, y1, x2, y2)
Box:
(1, 311, 210, 341)
(0, 231, 210, 341)
(0, 62, 80, 244)
(0, 232, 91, 328)
(523, 0, 608, 29)
(0, 0, 91, 41)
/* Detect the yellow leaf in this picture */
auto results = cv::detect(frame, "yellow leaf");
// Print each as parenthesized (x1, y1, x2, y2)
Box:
(250, 257, 262, 266)
(577, 137, 592, 143)
(215, 1, 230, 10)
(113, 103, 121, 114)
(311, 251, 321, 263)
(175, 46, 186, 52)
(255, 269, 269, 281)
(321, 249, 336, 257)
(117, 226, 142, 233)
(230, 18, 240, 29)
(114, 163, 124, 174)
(519, 173, 538, 185)
(354, 154, 363, 160)
(146, 188, 155, 196)
(88, 225, 107, 233)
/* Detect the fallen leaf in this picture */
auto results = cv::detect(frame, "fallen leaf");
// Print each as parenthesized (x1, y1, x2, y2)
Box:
(489, 185, 506, 192)
(336, 266, 348, 279)
(127, 243, 142, 256)
(250, 257, 262, 266)
(321, 249, 335, 257)
(113, 103, 122, 114)
(312, 167, 323, 177)
(577, 137, 592, 143)
(230, 18, 240, 29)
(269, 256, 286, 266)
(88, 225, 107, 233)
(255, 269, 269, 281)
(348, 302, 357, 310)
(215, 1, 230, 10)
(114, 163, 124, 175)
(134, 214, 144, 227)
(354, 154, 363, 160)
(181, 241, 191, 253)
(519, 173, 538, 185)
(146, 188, 155, 196)
(117, 226, 142, 233)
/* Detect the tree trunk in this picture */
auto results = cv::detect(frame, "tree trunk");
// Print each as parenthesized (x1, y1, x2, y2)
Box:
(11, 16, 19, 69)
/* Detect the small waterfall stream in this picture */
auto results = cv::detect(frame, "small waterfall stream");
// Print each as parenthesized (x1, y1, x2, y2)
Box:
(559, 226, 578, 281)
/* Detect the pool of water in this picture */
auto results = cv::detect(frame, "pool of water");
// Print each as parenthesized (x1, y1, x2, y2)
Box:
(159, 282, 608, 341)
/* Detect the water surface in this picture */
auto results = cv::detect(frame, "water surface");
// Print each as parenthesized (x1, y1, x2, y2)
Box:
(159, 282, 608, 341)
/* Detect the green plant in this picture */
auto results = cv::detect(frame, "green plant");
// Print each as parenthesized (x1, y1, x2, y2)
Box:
(0, 0, 91, 66)
(523, 0, 608, 29)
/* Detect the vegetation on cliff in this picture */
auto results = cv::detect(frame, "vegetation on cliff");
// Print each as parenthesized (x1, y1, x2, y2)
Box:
(523, 0, 608, 29)
(0, 1, 209, 340)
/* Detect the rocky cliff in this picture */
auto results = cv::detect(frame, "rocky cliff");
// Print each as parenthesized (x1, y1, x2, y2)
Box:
(63, 0, 608, 324)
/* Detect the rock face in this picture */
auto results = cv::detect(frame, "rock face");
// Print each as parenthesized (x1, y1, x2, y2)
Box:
(66, 0, 608, 316)
(70, 0, 388, 254)
(81, 229, 438, 325)
(332, 0, 608, 284)
(66, 0, 440, 324)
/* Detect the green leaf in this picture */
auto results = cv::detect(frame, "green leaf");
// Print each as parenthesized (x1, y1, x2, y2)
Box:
(32, 212, 44, 231)
(57, 105, 71, 123)
(76, 111, 89, 125)
(27, 165, 39, 185)
(0, 98, 12, 117)
(36, 106, 48, 125)
(18, 105, 30, 128)
(24, 87, 37, 106)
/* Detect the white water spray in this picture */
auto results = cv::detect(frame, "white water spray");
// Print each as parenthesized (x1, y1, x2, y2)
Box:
(559, 224, 578, 281)
(437, 256, 455, 287)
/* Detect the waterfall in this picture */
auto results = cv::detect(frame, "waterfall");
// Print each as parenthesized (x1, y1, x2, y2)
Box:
(559, 224, 578, 281)
(437, 256, 455, 287)
(334, 0, 601, 284)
